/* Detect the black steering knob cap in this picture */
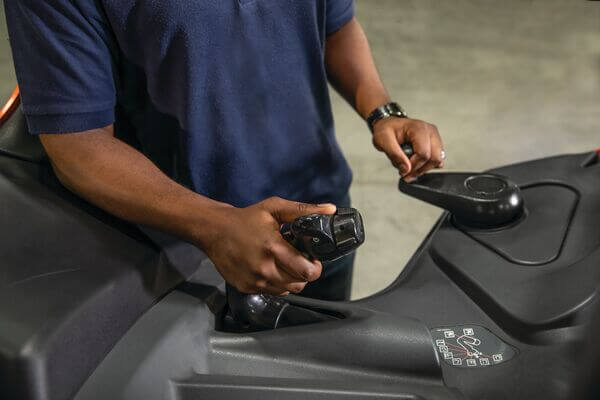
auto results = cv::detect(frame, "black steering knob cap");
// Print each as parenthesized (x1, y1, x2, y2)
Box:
(399, 172, 524, 229)
(465, 175, 507, 194)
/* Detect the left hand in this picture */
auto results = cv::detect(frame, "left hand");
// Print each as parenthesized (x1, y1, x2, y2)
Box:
(372, 117, 444, 182)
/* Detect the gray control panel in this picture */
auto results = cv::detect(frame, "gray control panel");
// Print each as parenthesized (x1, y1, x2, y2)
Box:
(430, 325, 517, 368)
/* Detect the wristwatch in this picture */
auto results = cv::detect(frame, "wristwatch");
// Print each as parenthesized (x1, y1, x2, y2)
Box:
(366, 102, 407, 132)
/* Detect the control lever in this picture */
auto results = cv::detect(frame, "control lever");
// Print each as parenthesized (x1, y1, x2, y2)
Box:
(398, 144, 524, 228)
(225, 208, 365, 331)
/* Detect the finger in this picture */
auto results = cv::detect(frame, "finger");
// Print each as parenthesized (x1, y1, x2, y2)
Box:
(406, 130, 432, 179)
(255, 281, 291, 296)
(269, 259, 308, 294)
(236, 270, 292, 296)
(233, 279, 284, 296)
(412, 158, 438, 178)
(262, 196, 336, 223)
(411, 131, 444, 177)
(269, 267, 308, 294)
(269, 238, 322, 282)
(373, 130, 411, 175)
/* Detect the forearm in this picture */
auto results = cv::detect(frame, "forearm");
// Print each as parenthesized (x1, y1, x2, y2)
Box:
(40, 126, 230, 248)
(40, 125, 337, 295)
(325, 17, 389, 119)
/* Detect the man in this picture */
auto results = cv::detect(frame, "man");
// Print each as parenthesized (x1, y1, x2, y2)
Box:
(4, 0, 443, 301)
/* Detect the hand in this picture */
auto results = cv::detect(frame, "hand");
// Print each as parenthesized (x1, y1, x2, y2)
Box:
(201, 197, 337, 296)
(372, 117, 444, 182)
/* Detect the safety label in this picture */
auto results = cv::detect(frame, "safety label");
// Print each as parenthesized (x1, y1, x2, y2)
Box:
(430, 325, 517, 369)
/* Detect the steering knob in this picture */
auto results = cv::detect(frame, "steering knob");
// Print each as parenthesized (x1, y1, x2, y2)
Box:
(399, 172, 524, 229)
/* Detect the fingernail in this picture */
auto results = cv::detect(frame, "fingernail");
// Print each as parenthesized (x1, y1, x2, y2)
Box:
(317, 203, 335, 207)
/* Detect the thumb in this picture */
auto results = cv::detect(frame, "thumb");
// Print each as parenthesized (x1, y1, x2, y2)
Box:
(262, 197, 337, 223)
(388, 132, 412, 176)
(375, 129, 411, 175)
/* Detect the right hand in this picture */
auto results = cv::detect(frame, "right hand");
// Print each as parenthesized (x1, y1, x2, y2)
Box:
(201, 197, 337, 296)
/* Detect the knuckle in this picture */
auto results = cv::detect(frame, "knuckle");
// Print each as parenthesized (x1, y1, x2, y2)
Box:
(288, 282, 307, 294)
(417, 148, 431, 160)
(296, 202, 309, 214)
(237, 282, 254, 294)
(263, 239, 276, 255)
(255, 279, 268, 290)
(414, 120, 428, 130)
(265, 196, 282, 206)
(257, 262, 273, 278)
(257, 209, 274, 224)
(304, 264, 322, 282)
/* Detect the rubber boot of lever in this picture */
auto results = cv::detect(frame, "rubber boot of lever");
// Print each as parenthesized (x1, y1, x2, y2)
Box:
(225, 285, 336, 331)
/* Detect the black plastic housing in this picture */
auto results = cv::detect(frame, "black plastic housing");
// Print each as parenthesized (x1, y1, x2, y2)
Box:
(399, 172, 524, 228)
(1, 107, 600, 400)
(281, 207, 365, 262)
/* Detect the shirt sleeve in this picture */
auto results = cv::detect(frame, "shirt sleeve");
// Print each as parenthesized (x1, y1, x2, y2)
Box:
(325, 0, 355, 36)
(4, 0, 118, 134)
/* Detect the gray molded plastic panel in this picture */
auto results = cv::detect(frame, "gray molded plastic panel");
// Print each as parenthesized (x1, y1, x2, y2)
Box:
(458, 183, 577, 265)
(171, 376, 461, 400)
(2, 121, 599, 400)
(75, 283, 454, 400)
(429, 153, 600, 331)
(0, 109, 46, 162)
(76, 152, 600, 400)
(0, 115, 206, 400)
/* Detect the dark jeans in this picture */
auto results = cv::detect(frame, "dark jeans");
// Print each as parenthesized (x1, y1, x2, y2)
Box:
(298, 194, 355, 301)
(298, 252, 355, 301)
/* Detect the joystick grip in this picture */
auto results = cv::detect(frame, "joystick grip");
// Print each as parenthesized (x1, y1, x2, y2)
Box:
(226, 208, 365, 331)
(280, 207, 365, 262)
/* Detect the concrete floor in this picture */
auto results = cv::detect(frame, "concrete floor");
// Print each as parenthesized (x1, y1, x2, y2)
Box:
(1, 1, 599, 299)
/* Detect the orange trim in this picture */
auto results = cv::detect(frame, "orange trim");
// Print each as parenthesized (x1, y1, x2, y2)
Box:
(0, 86, 20, 126)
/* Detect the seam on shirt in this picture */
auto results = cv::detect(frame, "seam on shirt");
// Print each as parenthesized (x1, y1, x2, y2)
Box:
(26, 108, 115, 134)
(22, 100, 116, 116)
(326, 1, 354, 36)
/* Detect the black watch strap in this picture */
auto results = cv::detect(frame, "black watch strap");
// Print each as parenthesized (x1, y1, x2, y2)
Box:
(366, 102, 408, 132)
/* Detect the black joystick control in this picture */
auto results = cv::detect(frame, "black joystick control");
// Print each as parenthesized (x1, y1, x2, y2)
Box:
(280, 207, 365, 262)
(225, 208, 365, 331)
(397, 145, 524, 228)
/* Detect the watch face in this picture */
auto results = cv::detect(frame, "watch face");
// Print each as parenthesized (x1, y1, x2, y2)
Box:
(367, 103, 407, 131)
(385, 103, 406, 117)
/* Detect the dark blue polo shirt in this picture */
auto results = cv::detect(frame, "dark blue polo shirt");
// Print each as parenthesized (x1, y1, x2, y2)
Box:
(5, 0, 354, 207)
